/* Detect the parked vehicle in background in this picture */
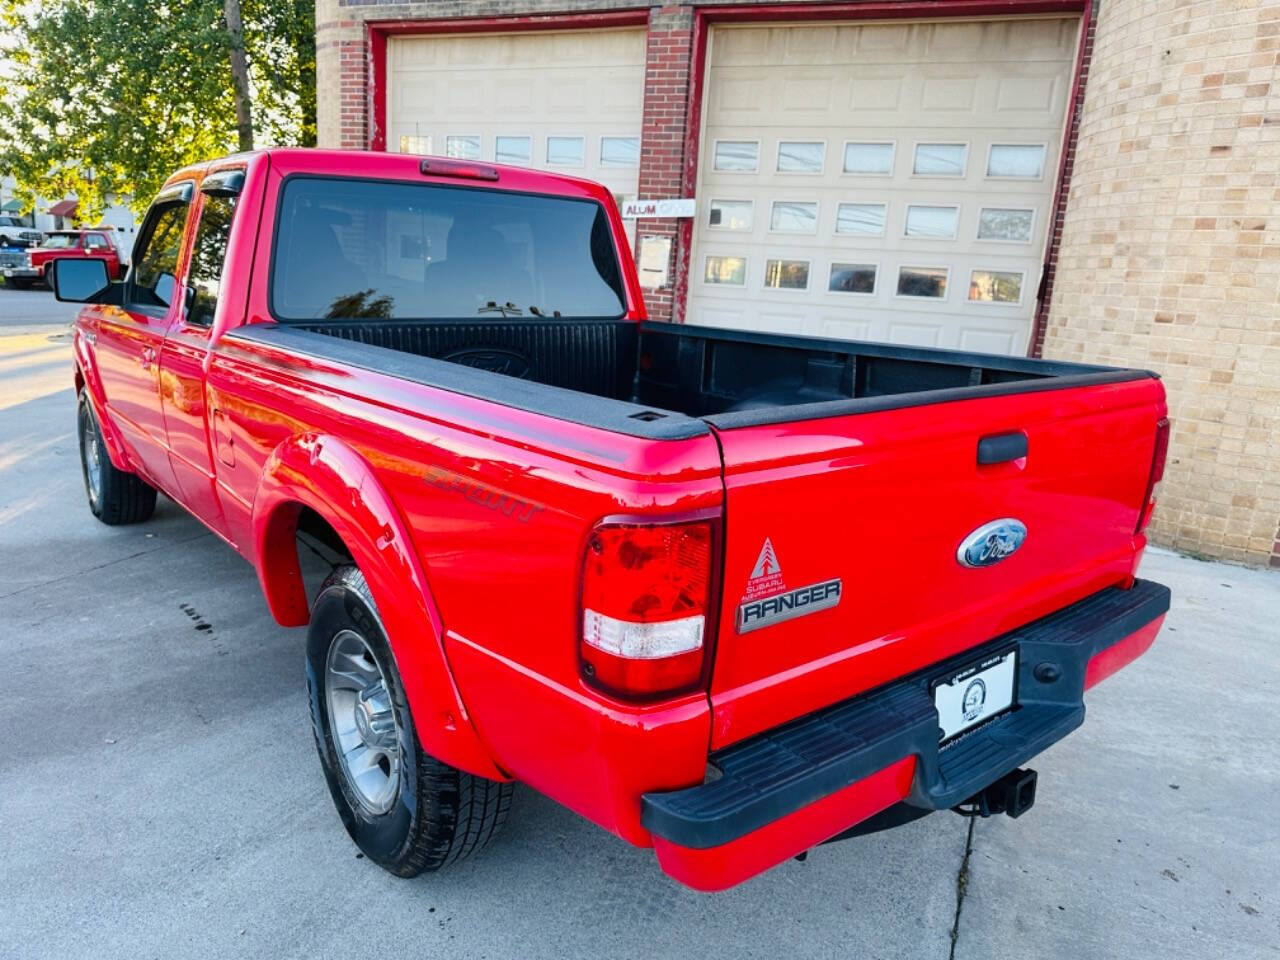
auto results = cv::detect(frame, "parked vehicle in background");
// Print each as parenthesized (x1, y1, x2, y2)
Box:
(53, 148, 1172, 892)
(2, 228, 122, 289)
(0, 215, 42, 249)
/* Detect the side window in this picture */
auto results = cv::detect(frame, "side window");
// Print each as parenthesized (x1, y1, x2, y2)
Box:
(131, 203, 190, 308)
(85, 233, 109, 250)
(186, 194, 237, 327)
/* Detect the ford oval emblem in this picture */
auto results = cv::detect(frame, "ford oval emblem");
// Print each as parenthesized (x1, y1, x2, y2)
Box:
(957, 519, 1027, 568)
(441, 347, 532, 380)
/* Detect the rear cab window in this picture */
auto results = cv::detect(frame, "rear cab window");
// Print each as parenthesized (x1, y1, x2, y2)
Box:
(269, 177, 626, 322)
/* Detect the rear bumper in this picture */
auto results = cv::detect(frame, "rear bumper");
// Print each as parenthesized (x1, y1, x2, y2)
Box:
(642, 578, 1170, 890)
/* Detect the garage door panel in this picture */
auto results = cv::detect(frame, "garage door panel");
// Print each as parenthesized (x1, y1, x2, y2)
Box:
(959, 328, 1018, 355)
(388, 29, 645, 207)
(850, 73, 906, 112)
(688, 17, 1078, 356)
(995, 71, 1064, 115)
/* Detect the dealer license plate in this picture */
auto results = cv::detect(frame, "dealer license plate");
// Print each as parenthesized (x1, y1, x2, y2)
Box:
(933, 648, 1017, 743)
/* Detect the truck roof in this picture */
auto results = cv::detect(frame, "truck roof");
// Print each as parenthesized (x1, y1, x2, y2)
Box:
(163, 147, 616, 197)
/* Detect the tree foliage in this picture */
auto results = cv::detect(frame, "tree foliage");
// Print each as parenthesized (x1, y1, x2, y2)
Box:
(0, 0, 315, 219)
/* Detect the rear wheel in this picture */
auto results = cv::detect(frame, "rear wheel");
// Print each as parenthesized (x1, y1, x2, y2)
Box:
(77, 389, 157, 524)
(306, 565, 513, 876)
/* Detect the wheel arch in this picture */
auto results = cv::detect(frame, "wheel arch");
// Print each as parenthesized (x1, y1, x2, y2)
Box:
(252, 432, 505, 780)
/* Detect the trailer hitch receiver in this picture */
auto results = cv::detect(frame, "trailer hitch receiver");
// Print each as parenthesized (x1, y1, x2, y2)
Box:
(953, 768, 1038, 819)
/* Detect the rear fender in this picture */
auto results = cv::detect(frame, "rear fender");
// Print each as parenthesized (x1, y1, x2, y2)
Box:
(252, 432, 504, 780)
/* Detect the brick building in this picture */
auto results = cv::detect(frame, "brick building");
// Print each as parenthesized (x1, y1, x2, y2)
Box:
(316, 0, 1280, 567)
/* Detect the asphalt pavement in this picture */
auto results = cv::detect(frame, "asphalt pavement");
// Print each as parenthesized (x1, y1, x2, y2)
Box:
(0, 282, 77, 331)
(0, 316, 1276, 960)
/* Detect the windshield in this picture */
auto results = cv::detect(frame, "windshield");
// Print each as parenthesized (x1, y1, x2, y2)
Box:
(271, 177, 626, 321)
(40, 234, 78, 249)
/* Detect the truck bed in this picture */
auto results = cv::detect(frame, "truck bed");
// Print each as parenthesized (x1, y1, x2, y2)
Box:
(234, 318, 1152, 433)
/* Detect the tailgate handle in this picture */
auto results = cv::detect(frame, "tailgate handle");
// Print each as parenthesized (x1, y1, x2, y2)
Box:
(977, 432, 1028, 465)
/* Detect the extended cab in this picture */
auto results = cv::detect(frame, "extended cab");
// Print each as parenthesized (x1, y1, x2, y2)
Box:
(5, 228, 122, 289)
(55, 149, 1171, 891)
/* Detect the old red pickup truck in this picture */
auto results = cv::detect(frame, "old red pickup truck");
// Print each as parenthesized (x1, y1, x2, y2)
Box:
(3, 228, 123, 289)
(53, 149, 1170, 891)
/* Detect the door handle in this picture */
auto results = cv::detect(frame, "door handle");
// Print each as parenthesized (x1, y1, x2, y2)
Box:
(140, 346, 155, 370)
(977, 431, 1028, 465)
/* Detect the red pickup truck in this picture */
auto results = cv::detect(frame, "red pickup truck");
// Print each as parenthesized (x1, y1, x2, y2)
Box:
(53, 149, 1170, 892)
(3, 229, 123, 288)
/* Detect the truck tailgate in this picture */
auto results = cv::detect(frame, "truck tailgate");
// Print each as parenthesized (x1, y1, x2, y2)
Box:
(705, 377, 1166, 749)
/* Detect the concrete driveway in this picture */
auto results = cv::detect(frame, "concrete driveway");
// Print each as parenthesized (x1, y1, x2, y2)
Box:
(0, 326, 1276, 960)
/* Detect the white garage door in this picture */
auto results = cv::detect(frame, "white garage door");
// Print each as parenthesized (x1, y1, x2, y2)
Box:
(688, 17, 1080, 355)
(387, 30, 646, 211)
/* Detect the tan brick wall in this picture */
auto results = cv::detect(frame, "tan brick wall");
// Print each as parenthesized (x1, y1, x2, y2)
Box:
(1043, 0, 1280, 567)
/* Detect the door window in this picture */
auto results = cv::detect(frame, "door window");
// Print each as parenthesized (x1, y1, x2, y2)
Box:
(186, 194, 238, 327)
(85, 233, 110, 250)
(131, 203, 190, 309)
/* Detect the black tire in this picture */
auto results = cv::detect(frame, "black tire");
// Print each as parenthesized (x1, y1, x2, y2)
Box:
(77, 388, 157, 524)
(306, 564, 513, 877)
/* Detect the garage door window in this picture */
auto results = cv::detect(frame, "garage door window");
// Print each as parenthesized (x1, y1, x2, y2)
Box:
(495, 137, 532, 166)
(836, 203, 887, 236)
(777, 141, 824, 174)
(977, 208, 1034, 243)
(705, 255, 747, 286)
(601, 137, 640, 167)
(913, 143, 967, 177)
(713, 141, 759, 173)
(770, 201, 818, 234)
(764, 259, 809, 290)
(446, 136, 481, 160)
(986, 144, 1046, 179)
(828, 263, 877, 295)
(896, 266, 949, 299)
(547, 137, 585, 167)
(708, 200, 753, 230)
(968, 270, 1024, 304)
(904, 205, 959, 239)
(399, 135, 431, 154)
(843, 142, 894, 176)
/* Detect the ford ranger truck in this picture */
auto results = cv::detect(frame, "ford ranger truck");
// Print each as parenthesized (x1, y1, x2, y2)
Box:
(53, 149, 1171, 892)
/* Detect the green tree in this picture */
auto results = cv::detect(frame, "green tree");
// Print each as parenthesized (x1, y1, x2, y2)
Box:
(0, 0, 315, 221)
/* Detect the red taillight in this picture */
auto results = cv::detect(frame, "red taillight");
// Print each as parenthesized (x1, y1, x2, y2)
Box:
(1136, 418, 1171, 534)
(580, 520, 714, 699)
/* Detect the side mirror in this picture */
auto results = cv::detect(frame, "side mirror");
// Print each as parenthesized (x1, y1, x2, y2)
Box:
(50, 258, 111, 303)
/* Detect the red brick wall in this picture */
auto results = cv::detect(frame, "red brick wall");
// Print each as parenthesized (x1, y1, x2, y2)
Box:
(635, 5, 696, 323)
(339, 31, 368, 150)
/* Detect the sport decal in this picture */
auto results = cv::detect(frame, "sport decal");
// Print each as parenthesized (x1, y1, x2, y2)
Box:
(736, 537, 841, 634)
